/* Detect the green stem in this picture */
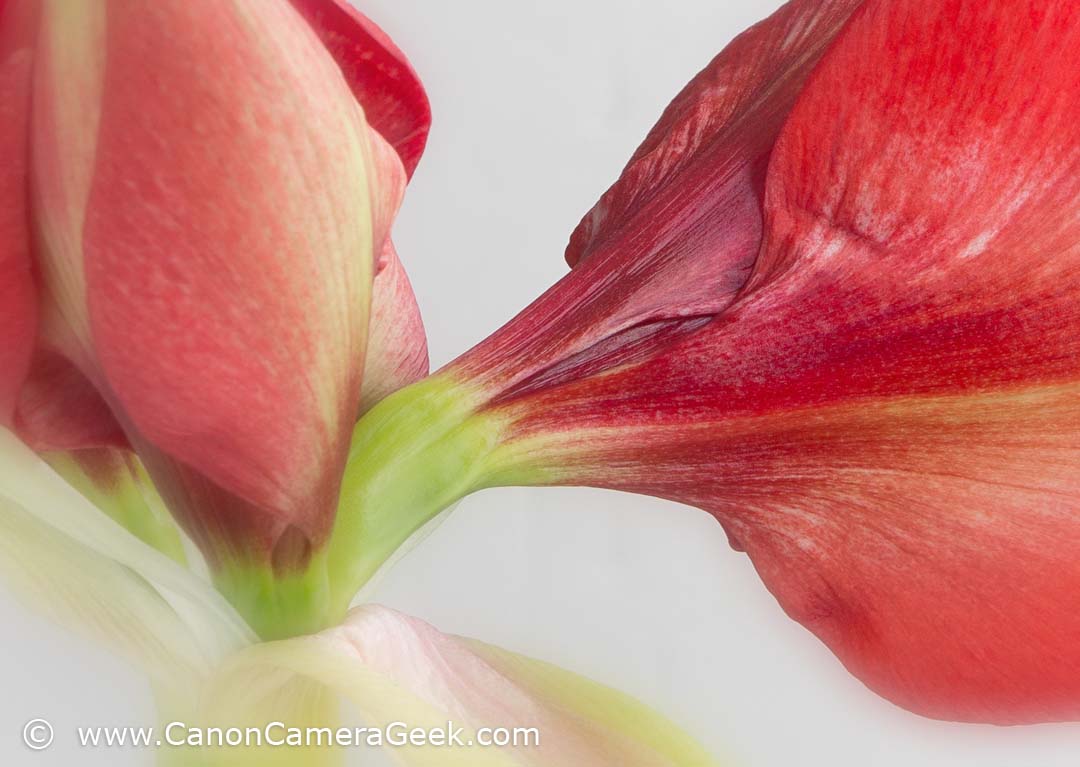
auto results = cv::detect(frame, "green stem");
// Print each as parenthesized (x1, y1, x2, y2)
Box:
(326, 374, 508, 608)
(212, 552, 335, 641)
(45, 451, 188, 564)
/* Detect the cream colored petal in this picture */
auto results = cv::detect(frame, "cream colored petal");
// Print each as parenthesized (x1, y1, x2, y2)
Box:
(206, 604, 719, 767)
(0, 429, 255, 691)
(30, 0, 105, 351)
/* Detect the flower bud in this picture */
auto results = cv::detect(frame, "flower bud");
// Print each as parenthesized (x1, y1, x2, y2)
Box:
(5, 0, 431, 637)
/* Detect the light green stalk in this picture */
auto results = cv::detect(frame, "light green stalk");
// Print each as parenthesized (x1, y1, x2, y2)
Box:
(45, 451, 188, 564)
(326, 374, 511, 609)
(212, 552, 335, 641)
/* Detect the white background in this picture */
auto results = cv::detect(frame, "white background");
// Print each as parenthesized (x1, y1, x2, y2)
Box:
(3, 1, 1080, 765)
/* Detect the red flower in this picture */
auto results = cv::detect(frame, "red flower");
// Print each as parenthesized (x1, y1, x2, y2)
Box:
(343, 0, 1080, 722)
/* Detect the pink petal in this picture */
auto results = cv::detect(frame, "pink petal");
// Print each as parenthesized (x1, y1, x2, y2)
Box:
(244, 604, 719, 766)
(365, 125, 407, 270)
(354, 124, 429, 410)
(356, 125, 429, 411)
(71, 0, 378, 566)
(360, 241, 429, 412)
(27, 0, 104, 353)
(289, 0, 431, 177)
(0, 0, 39, 426)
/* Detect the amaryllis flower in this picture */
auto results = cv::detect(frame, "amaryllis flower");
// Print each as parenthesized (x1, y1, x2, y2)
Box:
(0, 0, 431, 637)
(336, 0, 1080, 724)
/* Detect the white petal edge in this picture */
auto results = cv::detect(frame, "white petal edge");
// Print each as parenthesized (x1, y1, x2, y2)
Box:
(0, 429, 255, 690)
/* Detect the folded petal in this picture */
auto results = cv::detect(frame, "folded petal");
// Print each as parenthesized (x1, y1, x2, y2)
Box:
(367, 126, 409, 266)
(14, 348, 126, 451)
(0, 430, 254, 694)
(207, 604, 718, 766)
(355, 96, 429, 412)
(287, 7, 431, 416)
(0, 0, 39, 425)
(360, 241, 429, 412)
(290, 0, 431, 177)
(28, 0, 103, 352)
(566, 0, 861, 267)
(454, 0, 863, 401)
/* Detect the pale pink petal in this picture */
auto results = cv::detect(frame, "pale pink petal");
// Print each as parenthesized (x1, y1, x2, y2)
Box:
(360, 241, 429, 412)
(209, 605, 718, 766)
(71, 0, 377, 565)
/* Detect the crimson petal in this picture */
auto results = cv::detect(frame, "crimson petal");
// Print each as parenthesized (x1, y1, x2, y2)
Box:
(455, 0, 863, 402)
(289, 0, 431, 177)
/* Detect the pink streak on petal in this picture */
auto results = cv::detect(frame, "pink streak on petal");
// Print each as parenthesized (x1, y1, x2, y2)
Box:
(0, 0, 39, 426)
(360, 241, 428, 412)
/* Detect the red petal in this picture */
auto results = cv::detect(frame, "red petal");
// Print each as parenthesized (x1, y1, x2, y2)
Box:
(14, 349, 126, 452)
(454, 0, 862, 400)
(734, 0, 1080, 721)
(289, 0, 431, 177)
(0, 0, 39, 425)
(79, 0, 377, 563)
(566, 0, 861, 268)
(480, 0, 1080, 723)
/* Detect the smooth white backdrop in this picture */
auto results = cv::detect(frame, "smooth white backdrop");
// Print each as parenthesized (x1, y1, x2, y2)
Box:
(3, 1, 1079, 765)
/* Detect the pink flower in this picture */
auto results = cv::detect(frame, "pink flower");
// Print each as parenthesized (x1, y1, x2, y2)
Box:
(0, 0, 429, 633)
